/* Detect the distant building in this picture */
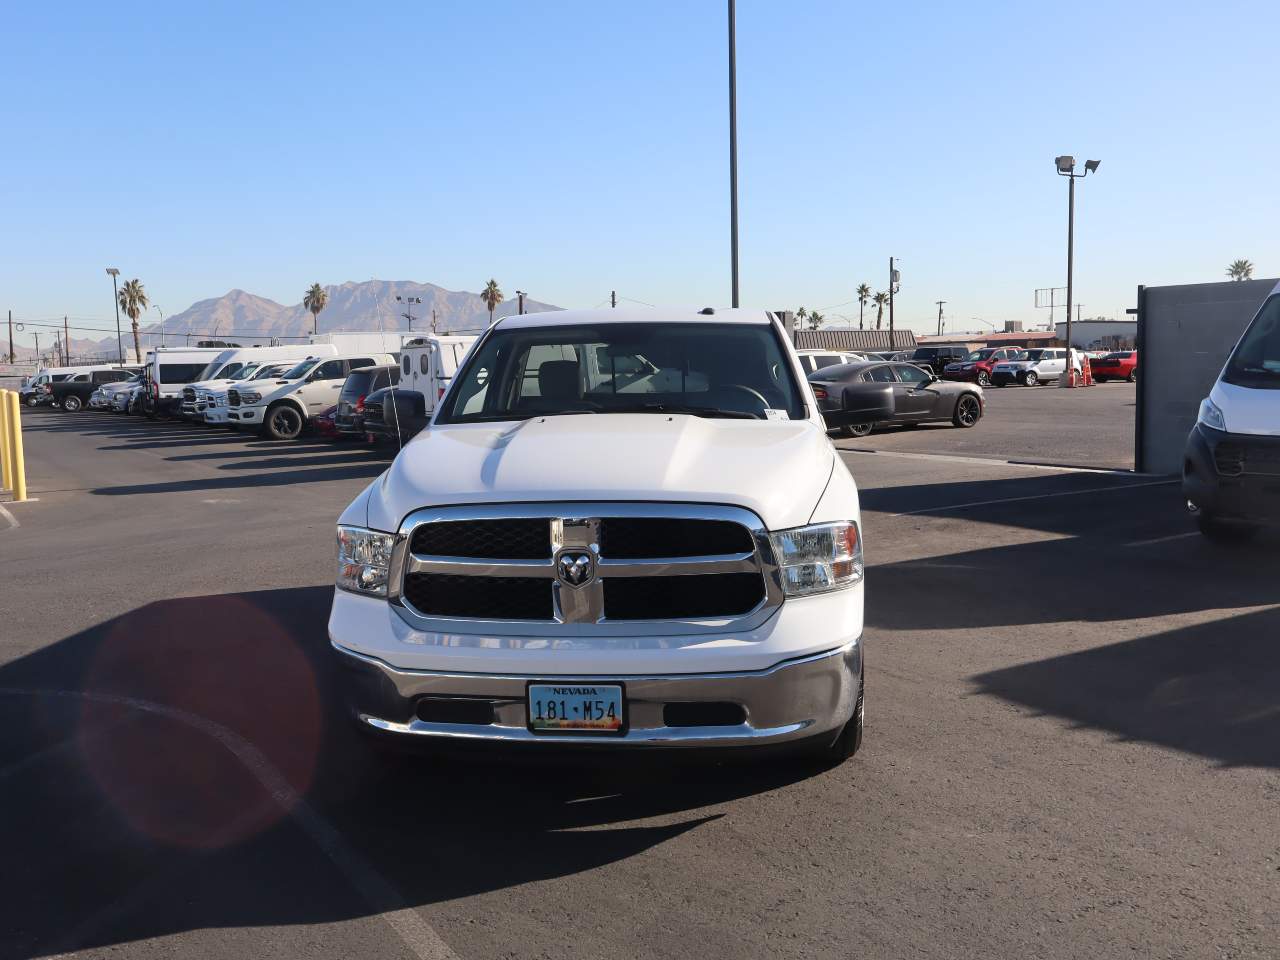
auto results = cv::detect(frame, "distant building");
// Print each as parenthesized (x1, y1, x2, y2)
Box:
(915, 330, 1059, 351)
(1053, 319, 1136, 350)
(792, 328, 918, 352)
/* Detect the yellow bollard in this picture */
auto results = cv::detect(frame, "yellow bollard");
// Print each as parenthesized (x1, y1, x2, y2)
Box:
(4, 390, 25, 501)
(0, 390, 11, 493)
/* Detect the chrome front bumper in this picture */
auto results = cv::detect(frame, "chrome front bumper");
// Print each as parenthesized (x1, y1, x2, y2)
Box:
(332, 639, 861, 749)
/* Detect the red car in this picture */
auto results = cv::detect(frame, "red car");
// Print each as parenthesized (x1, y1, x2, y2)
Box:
(941, 347, 1023, 387)
(313, 404, 340, 439)
(1091, 350, 1138, 383)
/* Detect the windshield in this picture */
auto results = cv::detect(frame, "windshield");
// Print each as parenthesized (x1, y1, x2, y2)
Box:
(437, 321, 806, 423)
(1223, 295, 1280, 389)
(965, 350, 993, 361)
(279, 359, 316, 380)
(228, 362, 261, 380)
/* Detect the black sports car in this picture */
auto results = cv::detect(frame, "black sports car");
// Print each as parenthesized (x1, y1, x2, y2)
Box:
(808, 361, 984, 437)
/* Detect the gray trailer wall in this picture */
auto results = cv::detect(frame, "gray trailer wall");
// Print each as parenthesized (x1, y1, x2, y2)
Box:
(1137, 278, 1277, 474)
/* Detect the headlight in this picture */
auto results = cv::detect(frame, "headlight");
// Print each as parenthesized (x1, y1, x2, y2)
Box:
(336, 525, 396, 597)
(1197, 397, 1225, 431)
(240, 391, 261, 404)
(769, 521, 863, 597)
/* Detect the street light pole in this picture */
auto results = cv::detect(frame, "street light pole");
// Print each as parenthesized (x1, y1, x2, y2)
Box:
(106, 267, 122, 362)
(728, 0, 740, 308)
(1055, 156, 1100, 386)
(152, 304, 164, 347)
(935, 300, 946, 336)
(516, 290, 527, 315)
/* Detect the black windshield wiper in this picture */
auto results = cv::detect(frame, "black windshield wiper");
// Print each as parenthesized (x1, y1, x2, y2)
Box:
(611, 403, 763, 420)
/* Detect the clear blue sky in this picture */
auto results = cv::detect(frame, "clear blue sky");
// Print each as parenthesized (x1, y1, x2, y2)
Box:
(2, 0, 1276, 347)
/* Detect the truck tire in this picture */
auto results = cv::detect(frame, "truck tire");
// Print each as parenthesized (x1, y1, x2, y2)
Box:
(62, 394, 83, 412)
(1197, 511, 1258, 542)
(820, 669, 864, 766)
(262, 403, 304, 441)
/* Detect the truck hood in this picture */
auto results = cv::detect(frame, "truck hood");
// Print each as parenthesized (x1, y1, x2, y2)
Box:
(365, 414, 835, 533)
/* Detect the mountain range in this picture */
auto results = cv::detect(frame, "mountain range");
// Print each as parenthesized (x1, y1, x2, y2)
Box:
(42, 280, 562, 361)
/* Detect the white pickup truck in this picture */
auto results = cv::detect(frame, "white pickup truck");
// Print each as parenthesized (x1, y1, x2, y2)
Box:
(227, 352, 395, 439)
(329, 308, 882, 764)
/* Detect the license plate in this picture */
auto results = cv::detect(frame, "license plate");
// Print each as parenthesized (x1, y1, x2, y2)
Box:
(527, 683, 624, 734)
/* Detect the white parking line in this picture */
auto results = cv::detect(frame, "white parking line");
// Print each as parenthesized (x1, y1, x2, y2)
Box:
(893, 478, 1180, 516)
(839, 448, 1143, 475)
(0, 504, 17, 530)
(0, 687, 458, 960)
(1125, 531, 1201, 548)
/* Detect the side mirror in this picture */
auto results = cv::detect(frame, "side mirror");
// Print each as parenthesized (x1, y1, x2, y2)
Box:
(822, 383, 895, 426)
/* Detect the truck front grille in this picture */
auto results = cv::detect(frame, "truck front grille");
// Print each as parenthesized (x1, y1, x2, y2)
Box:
(603, 573, 764, 620)
(1215, 438, 1280, 478)
(395, 506, 779, 630)
(411, 518, 550, 559)
(402, 573, 553, 620)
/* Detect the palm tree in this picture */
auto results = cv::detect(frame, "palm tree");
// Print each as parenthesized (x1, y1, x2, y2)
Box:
(795, 307, 808, 329)
(873, 291, 889, 331)
(303, 283, 328, 334)
(808, 310, 825, 330)
(856, 284, 872, 331)
(1226, 259, 1255, 282)
(117, 278, 149, 363)
(480, 279, 504, 326)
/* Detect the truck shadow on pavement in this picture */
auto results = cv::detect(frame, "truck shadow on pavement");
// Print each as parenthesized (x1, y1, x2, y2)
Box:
(863, 473, 1280, 770)
(0, 586, 810, 959)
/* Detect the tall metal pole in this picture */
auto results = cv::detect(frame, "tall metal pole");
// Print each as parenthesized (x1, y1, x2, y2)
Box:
(728, 0, 740, 308)
(64, 316, 70, 364)
(935, 300, 946, 336)
(108, 271, 123, 362)
(1063, 174, 1075, 385)
(888, 256, 895, 351)
(611, 290, 617, 309)
(9, 310, 14, 364)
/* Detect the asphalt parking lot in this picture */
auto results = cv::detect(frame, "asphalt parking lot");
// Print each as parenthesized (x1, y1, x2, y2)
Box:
(836, 379, 1137, 470)
(2, 405, 1278, 960)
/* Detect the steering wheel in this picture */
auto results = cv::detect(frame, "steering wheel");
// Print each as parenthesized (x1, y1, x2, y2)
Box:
(709, 383, 771, 415)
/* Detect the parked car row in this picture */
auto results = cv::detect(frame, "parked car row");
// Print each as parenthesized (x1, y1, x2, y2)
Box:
(53, 334, 478, 450)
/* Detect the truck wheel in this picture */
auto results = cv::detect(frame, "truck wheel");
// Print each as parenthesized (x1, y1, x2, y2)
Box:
(1023, 371, 1039, 387)
(1197, 512, 1258, 542)
(824, 670, 864, 765)
(62, 395, 83, 412)
(263, 404, 304, 441)
(953, 393, 981, 428)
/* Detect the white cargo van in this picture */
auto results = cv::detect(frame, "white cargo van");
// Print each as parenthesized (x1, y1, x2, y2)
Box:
(397, 335, 477, 406)
(1184, 279, 1280, 539)
(142, 347, 229, 417)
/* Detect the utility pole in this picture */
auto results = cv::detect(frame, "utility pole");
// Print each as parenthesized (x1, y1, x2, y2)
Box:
(64, 315, 70, 364)
(517, 290, 527, 315)
(431, 309, 438, 334)
(611, 290, 617, 309)
(34, 332, 40, 365)
(1055, 156, 1100, 386)
(888, 256, 897, 350)
(106, 268, 123, 362)
(935, 301, 946, 336)
(8, 310, 13, 364)
(728, 0, 740, 308)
